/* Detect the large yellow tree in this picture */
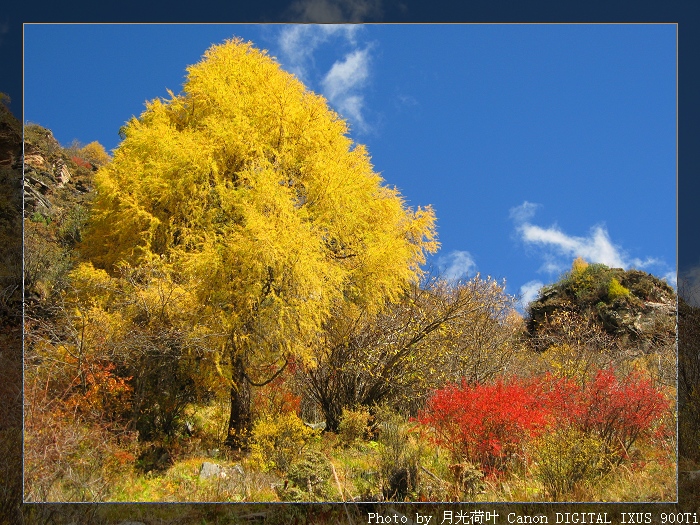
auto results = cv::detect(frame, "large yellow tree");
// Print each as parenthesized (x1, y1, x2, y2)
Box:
(80, 38, 437, 448)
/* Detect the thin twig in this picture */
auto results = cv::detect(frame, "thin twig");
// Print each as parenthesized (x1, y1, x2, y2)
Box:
(420, 465, 447, 484)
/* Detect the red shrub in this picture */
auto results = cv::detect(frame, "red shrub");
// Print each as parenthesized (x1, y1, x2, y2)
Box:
(64, 361, 133, 426)
(71, 155, 93, 169)
(418, 376, 549, 473)
(576, 368, 670, 456)
(252, 372, 302, 419)
(418, 368, 671, 473)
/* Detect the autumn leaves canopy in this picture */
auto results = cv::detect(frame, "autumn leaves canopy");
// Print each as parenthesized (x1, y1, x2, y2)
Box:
(83, 38, 437, 352)
(78, 38, 438, 444)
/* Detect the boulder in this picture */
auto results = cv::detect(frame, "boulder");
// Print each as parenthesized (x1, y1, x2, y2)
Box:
(199, 461, 223, 479)
(199, 461, 244, 480)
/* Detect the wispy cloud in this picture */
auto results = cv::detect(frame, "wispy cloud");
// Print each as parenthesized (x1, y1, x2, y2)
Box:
(277, 25, 359, 82)
(438, 250, 477, 281)
(275, 25, 374, 133)
(663, 271, 677, 288)
(519, 223, 627, 269)
(322, 48, 371, 131)
(519, 280, 544, 308)
(510, 201, 674, 282)
(508, 201, 539, 224)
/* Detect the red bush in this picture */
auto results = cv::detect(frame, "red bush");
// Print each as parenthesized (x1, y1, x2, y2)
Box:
(71, 155, 93, 169)
(251, 366, 302, 419)
(577, 368, 670, 456)
(418, 376, 549, 473)
(418, 368, 671, 473)
(64, 361, 133, 426)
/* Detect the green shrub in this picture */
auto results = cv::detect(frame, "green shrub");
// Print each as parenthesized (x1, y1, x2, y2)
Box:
(249, 412, 317, 473)
(282, 451, 333, 501)
(338, 406, 371, 446)
(568, 263, 610, 303)
(58, 204, 89, 246)
(29, 211, 51, 225)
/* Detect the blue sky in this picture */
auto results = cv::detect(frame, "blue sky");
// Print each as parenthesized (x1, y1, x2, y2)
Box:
(24, 24, 677, 309)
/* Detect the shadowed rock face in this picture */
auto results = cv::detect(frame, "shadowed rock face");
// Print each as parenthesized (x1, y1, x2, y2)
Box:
(526, 265, 676, 352)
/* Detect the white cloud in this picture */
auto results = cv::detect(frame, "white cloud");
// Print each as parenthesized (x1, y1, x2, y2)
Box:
(276, 25, 373, 133)
(663, 271, 677, 288)
(520, 223, 626, 269)
(439, 250, 477, 281)
(508, 201, 539, 224)
(322, 49, 371, 131)
(510, 200, 674, 281)
(519, 280, 544, 308)
(277, 25, 359, 81)
(322, 49, 369, 99)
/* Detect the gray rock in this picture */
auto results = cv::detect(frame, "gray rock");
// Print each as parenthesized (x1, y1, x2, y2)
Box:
(199, 461, 223, 479)
(200, 461, 245, 480)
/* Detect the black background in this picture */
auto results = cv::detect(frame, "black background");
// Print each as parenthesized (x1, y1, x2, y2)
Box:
(2, 0, 695, 522)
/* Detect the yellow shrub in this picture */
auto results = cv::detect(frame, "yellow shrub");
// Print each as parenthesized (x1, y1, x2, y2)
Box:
(338, 406, 371, 446)
(571, 257, 589, 276)
(79, 141, 111, 167)
(608, 278, 631, 301)
(249, 412, 317, 472)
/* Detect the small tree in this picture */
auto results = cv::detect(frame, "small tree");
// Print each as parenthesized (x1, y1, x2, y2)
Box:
(79, 141, 110, 167)
(302, 275, 520, 430)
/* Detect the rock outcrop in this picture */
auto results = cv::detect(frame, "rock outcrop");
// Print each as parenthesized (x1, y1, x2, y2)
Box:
(527, 263, 676, 353)
(22, 124, 95, 221)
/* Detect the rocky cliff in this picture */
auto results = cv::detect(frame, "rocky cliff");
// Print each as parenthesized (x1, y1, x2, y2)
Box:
(23, 124, 96, 221)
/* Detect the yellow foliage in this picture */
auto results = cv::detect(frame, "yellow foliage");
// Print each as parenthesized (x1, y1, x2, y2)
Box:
(338, 406, 372, 445)
(79, 141, 111, 167)
(67, 262, 118, 308)
(608, 277, 631, 301)
(80, 37, 438, 370)
(248, 412, 317, 472)
(571, 257, 589, 276)
(531, 425, 610, 500)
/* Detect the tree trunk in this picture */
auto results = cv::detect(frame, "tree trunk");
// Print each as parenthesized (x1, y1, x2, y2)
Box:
(225, 353, 252, 450)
